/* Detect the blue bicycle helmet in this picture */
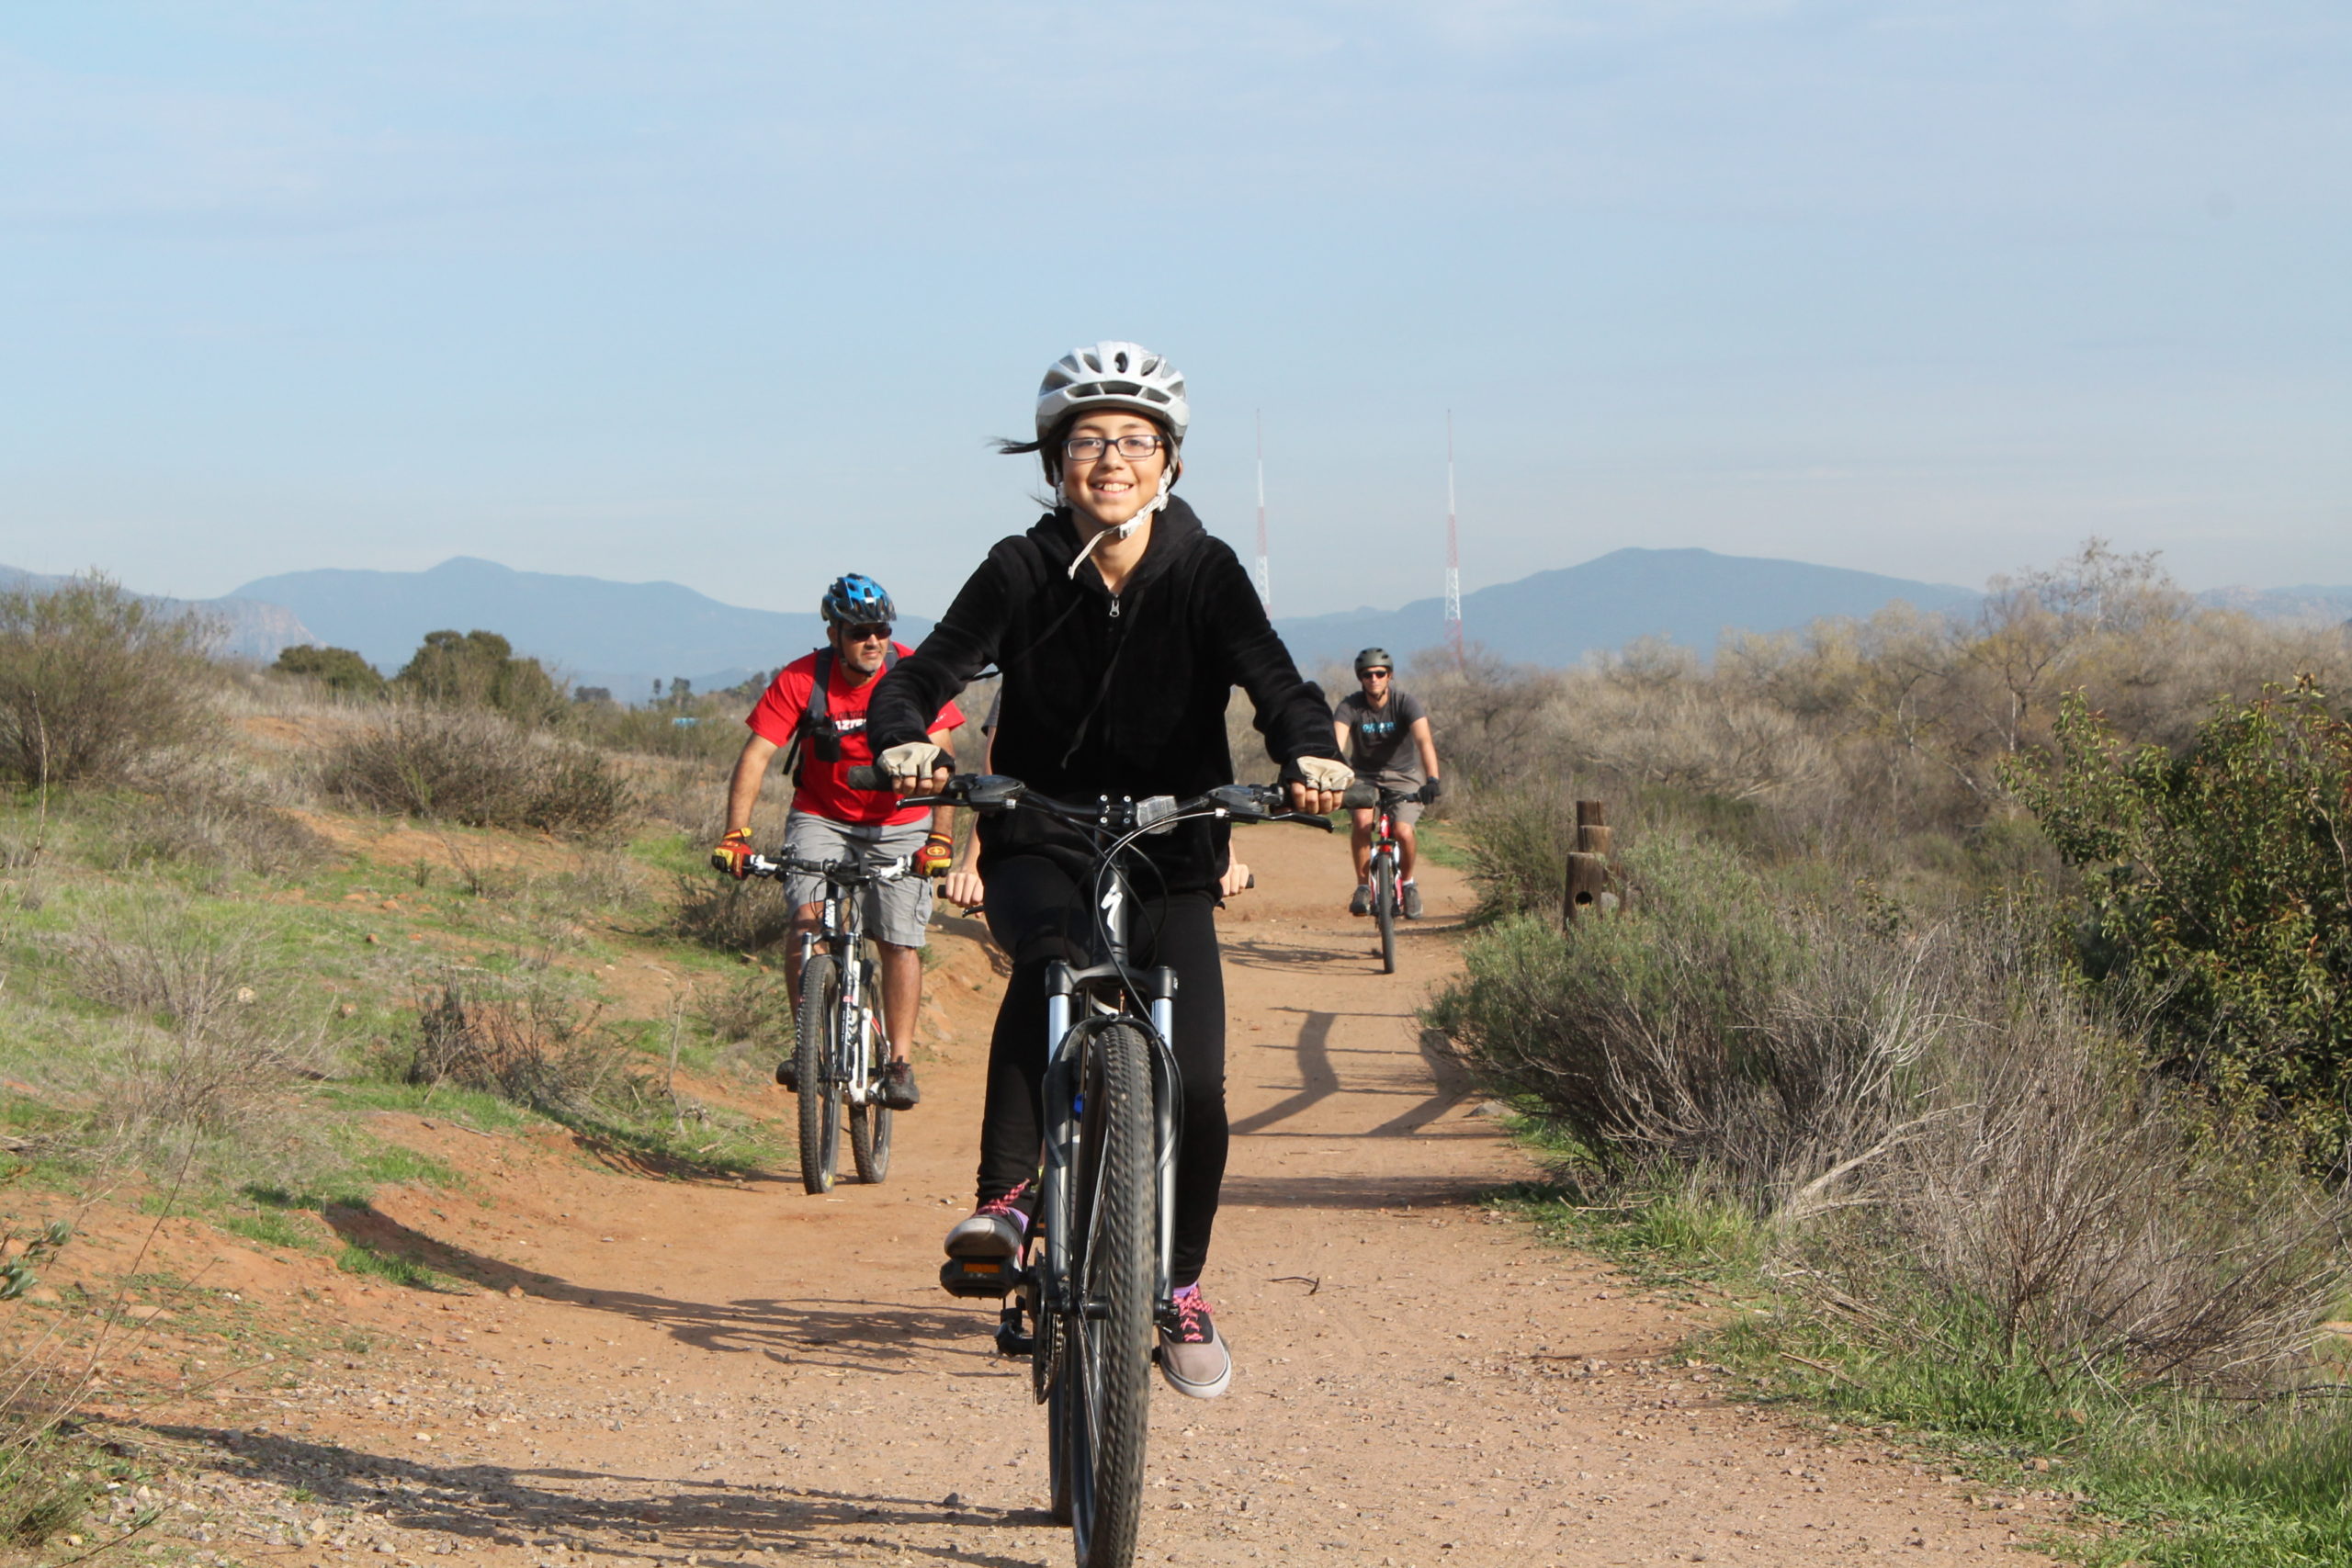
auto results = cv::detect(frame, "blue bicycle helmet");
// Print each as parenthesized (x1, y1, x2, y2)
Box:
(820, 573, 895, 626)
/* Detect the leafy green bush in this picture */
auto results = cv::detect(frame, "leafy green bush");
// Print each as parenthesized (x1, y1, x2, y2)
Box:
(0, 576, 218, 787)
(396, 628, 563, 723)
(2009, 683, 2352, 1157)
(273, 643, 386, 698)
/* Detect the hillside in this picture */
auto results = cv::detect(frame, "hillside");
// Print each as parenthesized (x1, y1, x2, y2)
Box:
(1273, 546, 1982, 671)
(0, 563, 316, 663)
(230, 557, 933, 698)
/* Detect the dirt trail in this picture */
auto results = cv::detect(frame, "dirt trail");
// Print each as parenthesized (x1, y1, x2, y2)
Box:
(119, 830, 2067, 1566)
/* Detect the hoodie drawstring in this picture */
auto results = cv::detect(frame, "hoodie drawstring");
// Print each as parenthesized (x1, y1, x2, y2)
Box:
(1067, 470, 1173, 581)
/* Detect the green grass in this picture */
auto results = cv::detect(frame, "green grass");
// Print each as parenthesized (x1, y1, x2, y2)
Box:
(1491, 1137, 2352, 1567)
(334, 1242, 447, 1290)
(1409, 817, 1470, 871)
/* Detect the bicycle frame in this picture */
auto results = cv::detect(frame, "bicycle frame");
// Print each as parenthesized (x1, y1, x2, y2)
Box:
(802, 876, 877, 1108)
(748, 849, 913, 1110)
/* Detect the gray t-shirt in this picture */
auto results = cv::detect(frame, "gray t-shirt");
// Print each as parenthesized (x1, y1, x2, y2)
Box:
(1334, 688, 1428, 778)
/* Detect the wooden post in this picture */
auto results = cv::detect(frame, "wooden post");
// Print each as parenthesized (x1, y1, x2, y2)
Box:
(1564, 799, 1613, 926)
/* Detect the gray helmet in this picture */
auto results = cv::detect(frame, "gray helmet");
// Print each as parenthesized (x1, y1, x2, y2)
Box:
(1035, 341, 1189, 444)
(1353, 648, 1394, 675)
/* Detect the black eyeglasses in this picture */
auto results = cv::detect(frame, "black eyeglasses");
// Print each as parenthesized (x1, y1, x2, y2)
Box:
(842, 623, 892, 642)
(1061, 434, 1164, 462)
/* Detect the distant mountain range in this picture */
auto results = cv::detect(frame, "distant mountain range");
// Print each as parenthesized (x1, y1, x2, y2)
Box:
(12, 550, 2345, 702)
(0, 564, 315, 662)
(1272, 547, 1984, 671)
(229, 557, 933, 700)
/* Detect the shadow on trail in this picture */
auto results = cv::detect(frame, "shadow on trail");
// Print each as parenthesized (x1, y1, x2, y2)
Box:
(135, 1421, 1049, 1566)
(318, 1208, 989, 1373)
(1228, 1009, 1476, 1139)
(1221, 936, 1369, 971)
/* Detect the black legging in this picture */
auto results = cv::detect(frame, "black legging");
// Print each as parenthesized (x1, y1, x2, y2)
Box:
(978, 853, 1227, 1289)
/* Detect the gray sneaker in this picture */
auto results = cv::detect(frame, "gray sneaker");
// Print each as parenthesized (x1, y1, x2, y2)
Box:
(1402, 881, 1425, 919)
(1348, 884, 1372, 917)
(1158, 1284, 1231, 1399)
(944, 1181, 1032, 1258)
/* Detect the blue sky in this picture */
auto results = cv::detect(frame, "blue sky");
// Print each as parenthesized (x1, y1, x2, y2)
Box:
(3, 2, 2346, 619)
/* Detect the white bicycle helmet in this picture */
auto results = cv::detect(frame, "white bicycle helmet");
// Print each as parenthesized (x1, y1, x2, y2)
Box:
(1035, 341, 1190, 444)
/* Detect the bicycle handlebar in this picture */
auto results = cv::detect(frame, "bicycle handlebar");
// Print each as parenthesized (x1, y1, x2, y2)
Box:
(741, 852, 914, 885)
(841, 767, 1371, 829)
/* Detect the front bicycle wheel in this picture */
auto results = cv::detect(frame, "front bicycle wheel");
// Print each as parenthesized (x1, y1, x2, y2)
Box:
(1374, 852, 1398, 975)
(793, 953, 842, 1195)
(1050, 1021, 1155, 1567)
(851, 1010, 893, 1184)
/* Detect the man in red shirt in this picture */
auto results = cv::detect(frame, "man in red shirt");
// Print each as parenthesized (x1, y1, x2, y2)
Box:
(711, 574, 964, 1110)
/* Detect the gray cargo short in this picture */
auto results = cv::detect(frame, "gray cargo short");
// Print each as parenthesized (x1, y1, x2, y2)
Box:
(1356, 768, 1427, 827)
(780, 812, 935, 949)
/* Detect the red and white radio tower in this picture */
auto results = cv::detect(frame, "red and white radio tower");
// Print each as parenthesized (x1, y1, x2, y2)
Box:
(1252, 410, 1272, 613)
(1443, 411, 1464, 664)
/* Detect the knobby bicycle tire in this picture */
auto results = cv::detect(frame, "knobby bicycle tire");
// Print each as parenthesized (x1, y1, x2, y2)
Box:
(793, 953, 842, 1195)
(849, 963, 892, 1183)
(1374, 852, 1398, 975)
(1053, 1021, 1155, 1567)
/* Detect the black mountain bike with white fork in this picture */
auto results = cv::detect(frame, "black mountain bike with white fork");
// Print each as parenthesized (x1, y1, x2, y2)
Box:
(743, 849, 913, 1193)
(852, 765, 1368, 1568)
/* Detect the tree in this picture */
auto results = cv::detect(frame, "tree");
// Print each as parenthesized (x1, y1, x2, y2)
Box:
(273, 644, 386, 697)
(2009, 682, 2352, 1159)
(395, 629, 562, 723)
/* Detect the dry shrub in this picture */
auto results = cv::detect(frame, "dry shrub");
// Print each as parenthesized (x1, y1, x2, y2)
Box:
(674, 873, 797, 953)
(1399, 645, 1560, 791)
(699, 966, 793, 1044)
(108, 771, 324, 878)
(1435, 838, 2347, 1391)
(66, 913, 266, 1042)
(0, 576, 220, 788)
(409, 975, 617, 1112)
(325, 705, 635, 837)
(1431, 835, 1840, 1196)
(49, 902, 323, 1150)
(1839, 995, 2344, 1390)
(1455, 782, 1583, 920)
(1414, 542, 2352, 857)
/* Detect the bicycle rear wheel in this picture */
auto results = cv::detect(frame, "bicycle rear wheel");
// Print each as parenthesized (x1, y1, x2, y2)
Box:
(1374, 852, 1398, 974)
(1050, 1021, 1155, 1567)
(793, 954, 842, 1195)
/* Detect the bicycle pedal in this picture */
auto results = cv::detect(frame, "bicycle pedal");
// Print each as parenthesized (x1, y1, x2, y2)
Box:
(993, 1321, 1035, 1359)
(939, 1256, 1017, 1299)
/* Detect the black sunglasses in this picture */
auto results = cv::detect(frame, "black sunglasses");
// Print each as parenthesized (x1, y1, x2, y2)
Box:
(842, 623, 892, 642)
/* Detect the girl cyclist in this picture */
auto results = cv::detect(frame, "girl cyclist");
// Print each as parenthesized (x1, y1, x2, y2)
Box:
(865, 341, 1350, 1398)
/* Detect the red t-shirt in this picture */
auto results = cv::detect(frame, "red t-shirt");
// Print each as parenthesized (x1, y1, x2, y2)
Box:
(745, 644, 965, 827)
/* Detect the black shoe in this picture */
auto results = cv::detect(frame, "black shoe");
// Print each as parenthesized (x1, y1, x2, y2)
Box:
(775, 1057, 799, 1093)
(882, 1060, 920, 1110)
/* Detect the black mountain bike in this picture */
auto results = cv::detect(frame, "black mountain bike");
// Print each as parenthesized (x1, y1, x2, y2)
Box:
(744, 849, 912, 1193)
(857, 766, 1367, 1568)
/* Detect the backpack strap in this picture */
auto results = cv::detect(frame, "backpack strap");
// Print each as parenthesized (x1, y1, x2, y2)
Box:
(786, 645, 900, 789)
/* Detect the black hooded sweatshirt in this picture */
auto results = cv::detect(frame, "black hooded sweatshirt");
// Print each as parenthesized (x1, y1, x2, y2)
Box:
(865, 497, 1341, 896)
